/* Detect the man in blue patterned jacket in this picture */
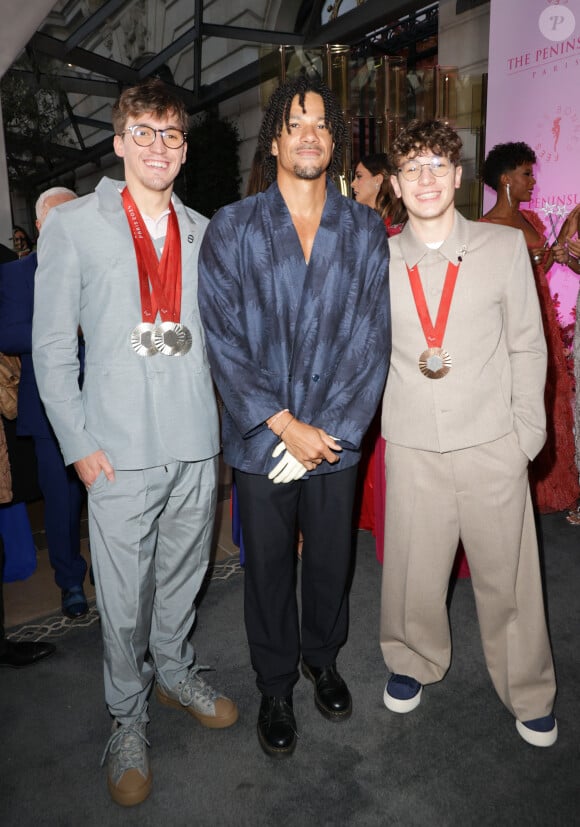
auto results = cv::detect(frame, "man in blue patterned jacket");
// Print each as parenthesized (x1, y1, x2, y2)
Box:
(199, 77, 391, 757)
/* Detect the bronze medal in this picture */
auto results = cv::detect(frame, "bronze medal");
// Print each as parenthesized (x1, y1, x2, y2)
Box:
(152, 322, 192, 356)
(407, 259, 461, 382)
(419, 347, 452, 379)
(130, 322, 158, 356)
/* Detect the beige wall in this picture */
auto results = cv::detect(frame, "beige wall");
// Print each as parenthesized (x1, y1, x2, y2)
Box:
(438, 0, 491, 216)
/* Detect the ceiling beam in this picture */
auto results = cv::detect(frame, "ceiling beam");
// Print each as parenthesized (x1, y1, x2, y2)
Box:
(29, 31, 140, 85)
(9, 68, 121, 99)
(136, 26, 197, 79)
(299, 0, 328, 39)
(5, 132, 89, 161)
(63, 0, 127, 52)
(73, 116, 113, 131)
(189, 49, 281, 115)
(201, 23, 303, 46)
(194, 0, 203, 98)
(305, 0, 431, 46)
(12, 135, 115, 190)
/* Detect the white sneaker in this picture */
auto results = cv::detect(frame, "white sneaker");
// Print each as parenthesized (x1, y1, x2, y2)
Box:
(383, 673, 423, 713)
(101, 720, 152, 807)
(516, 715, 558, 747)
(156, 664, 238, 729)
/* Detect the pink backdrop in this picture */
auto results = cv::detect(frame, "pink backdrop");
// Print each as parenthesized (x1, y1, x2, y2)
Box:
(485, 0, 580, 342)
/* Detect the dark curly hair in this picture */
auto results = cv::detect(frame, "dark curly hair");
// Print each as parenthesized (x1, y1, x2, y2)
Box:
(112, 78, 190, 134)
(358, 153, 407, 225)
(389, 119, 463, 169)
(257, 76, 347, 185)
(482, 141, 536, 192)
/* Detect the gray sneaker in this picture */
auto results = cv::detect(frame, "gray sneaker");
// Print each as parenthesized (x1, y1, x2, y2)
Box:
(101, 720, 152, 807)
(156, 664, 238, 729)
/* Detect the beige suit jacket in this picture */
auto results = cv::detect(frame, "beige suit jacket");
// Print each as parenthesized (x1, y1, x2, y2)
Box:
(382, 210, 547, 460)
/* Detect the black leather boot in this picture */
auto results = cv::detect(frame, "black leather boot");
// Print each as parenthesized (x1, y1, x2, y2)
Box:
(302, 662, 352, 720)
(257, 694, 297, 758)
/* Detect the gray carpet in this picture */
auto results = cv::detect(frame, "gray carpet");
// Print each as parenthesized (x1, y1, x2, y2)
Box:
(1, 514, 578, 827)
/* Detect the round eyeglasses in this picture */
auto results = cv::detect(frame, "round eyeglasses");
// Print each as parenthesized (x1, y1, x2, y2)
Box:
(120, 124, 187, 149)
(397, 157, 452, 182)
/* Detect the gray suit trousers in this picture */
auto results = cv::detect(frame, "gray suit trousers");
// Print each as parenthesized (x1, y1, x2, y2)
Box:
(380, 432, 556, 721)
(88, 457, 218, 724)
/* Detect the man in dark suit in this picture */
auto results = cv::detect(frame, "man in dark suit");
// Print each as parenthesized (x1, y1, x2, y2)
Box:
(0, 537, 56, 667)
(0, 405, 55, 667)
(0, 244, 17, 264)
(199, 77, 391, 757)
(0, 187, 88, 619)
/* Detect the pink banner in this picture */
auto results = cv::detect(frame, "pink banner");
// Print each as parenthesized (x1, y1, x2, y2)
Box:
(485, 0, 580, 338)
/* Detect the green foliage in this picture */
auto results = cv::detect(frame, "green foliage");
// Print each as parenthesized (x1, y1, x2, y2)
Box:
(1, 63, 66, 186)
(175, 113, 241, 217)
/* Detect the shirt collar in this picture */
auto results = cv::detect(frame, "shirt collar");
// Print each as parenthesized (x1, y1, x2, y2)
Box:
(399, 210, 469, 268)
(142, 209, 170, 240)
(114, 182, 172, 239)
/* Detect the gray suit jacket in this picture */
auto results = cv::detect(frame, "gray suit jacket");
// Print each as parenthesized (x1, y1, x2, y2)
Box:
(382, 211, 547, 460)
(32, 177, 219, 469)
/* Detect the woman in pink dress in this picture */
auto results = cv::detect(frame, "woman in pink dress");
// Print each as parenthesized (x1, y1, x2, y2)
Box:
(352, 154, 405, 562)
(482, 142, 580, 514)
(562, 233, 580, 524)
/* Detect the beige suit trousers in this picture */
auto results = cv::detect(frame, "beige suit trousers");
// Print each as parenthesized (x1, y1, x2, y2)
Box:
(380, 432, 556, 721)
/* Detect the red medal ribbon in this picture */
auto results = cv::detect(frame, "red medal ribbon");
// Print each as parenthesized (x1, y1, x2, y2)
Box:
(122, 187, 182, 323)
(406, 260, 460, 348)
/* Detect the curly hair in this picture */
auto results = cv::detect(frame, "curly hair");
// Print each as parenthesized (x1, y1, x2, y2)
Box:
(482, 141, 536, 192)
(257, 76, 347, 185)
(112, 78, 190, 135)
(389, 119, 463, 169)
(359, 152, 407, 225)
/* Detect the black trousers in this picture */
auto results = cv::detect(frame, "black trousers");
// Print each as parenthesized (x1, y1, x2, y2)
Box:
(234, 464, 358, 697)
(0, 537, 6, 649)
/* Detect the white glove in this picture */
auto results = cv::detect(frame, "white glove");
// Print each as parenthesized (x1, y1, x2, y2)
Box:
(268, 441, 308, 484)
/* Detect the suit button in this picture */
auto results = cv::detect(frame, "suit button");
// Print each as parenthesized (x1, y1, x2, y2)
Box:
(312, 374, 319, 382)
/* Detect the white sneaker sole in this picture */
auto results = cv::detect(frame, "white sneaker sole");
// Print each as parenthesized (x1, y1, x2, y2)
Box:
(383, 684, 422, 713)
(515, 718, 558, 747)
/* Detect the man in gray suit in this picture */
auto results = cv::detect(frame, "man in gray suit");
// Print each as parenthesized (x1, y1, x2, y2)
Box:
(380, 120, 557, 747)
(32, 79, 238, 807)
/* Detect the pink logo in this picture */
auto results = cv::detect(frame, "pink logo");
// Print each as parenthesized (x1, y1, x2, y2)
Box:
(539, 4, 576, 40)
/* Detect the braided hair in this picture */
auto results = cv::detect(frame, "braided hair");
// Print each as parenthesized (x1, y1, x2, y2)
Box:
(257, 76, 347, 185)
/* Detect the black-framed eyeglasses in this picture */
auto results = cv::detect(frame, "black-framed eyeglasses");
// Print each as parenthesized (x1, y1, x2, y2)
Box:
(397, 157, 452, 182)
(120, 124, 187, 149)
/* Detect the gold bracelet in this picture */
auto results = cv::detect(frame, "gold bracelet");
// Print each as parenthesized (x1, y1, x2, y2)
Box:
(278, 415, 294, 439)
(268, 408, 289, 430)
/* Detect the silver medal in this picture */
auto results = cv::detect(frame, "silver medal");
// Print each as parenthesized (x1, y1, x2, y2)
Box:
(130, 322, 158, 356)
(152, 322, 192, 356)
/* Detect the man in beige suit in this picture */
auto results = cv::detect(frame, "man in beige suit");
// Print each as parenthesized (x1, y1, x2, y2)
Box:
(380, 120, 557, 747)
